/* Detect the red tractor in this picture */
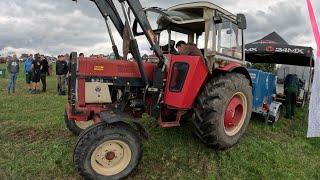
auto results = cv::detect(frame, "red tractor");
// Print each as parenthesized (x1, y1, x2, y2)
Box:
(66, 0, 252, 179)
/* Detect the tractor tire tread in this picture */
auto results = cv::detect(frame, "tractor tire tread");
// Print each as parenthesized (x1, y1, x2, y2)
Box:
(193, 73, 252, 149)
(73, 122, 142, 180)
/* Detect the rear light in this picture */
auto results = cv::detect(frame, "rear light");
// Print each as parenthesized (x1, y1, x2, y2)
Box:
(263, 102, 269, 112)
(263, 97, 269, 112)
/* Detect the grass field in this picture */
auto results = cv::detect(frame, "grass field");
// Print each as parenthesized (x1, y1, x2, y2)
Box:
(0, 63, 320, 180)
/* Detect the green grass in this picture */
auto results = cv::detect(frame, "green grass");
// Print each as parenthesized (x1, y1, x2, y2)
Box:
(0, 63, 319, 179)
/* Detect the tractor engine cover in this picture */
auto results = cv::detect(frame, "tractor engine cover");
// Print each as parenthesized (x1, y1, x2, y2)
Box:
(78, 57, 155, 80)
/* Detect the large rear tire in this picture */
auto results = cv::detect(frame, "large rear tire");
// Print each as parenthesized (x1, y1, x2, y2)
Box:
(64, 110, 94, 135)
(193, 73, 252, 149)
(74, 122, 142, 180)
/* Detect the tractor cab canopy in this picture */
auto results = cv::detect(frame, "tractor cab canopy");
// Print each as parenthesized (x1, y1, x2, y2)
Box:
(156, 2, 237, 35)
(133, 2, 247, 66)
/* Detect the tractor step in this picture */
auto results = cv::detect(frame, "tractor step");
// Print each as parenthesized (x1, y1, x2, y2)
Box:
(157, 110, 184, 128)
(157, 121, 181, 128)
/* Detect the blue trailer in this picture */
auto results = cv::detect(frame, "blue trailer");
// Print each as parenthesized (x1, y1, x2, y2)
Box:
(248, 68, 282, 123)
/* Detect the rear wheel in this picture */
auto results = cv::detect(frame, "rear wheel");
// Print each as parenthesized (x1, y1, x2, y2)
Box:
(74, 122, 142, 180)
(64, 110, 94, 135)
(193, 73, 252, 149)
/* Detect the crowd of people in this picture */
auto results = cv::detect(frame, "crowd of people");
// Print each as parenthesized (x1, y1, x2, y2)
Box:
(7, 53, 50, 94)
(24, 54, 49, 93)
(6, 53, 84, 95)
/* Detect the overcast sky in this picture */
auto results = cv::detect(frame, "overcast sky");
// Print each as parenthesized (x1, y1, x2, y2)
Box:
(0, 0, 319, 56)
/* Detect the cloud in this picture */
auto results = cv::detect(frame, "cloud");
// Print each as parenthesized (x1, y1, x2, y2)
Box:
(0, 0, 319, 57)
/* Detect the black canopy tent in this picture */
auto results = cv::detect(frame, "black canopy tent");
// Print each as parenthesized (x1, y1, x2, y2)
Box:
(245, 32, 314, 107)
(245, 32, 314, 67)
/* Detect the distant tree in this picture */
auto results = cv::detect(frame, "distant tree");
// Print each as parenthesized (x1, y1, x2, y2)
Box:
(250, 63, 276, 73)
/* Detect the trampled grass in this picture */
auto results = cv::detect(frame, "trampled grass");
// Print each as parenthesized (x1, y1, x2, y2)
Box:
(0, 63, 319, 179)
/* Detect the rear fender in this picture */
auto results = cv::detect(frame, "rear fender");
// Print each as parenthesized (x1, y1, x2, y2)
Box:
(214, 63, 252, 86)
(100, 111, 149, 139)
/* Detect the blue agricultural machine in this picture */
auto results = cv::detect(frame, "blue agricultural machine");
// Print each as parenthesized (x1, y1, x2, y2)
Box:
(248, 68, 282, 124)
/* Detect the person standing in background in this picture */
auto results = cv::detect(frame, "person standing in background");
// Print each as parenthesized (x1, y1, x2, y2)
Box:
(31, 54, 42, 94)
(40, 55, 49, 92)
(79, 53, 84, 58)
(24, 54, 33, 92)
(7, 54, 20, 94)
(284, 74, 299, 119)
(56, 55, 68, 95)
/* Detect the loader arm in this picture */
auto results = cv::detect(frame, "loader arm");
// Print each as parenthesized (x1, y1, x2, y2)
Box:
(123, 0, 166, 68)
(93, 0, 125, 59)
(72, 0, 125, 58)
(73, 0, 167, 80)
(86, 0, 166, 67)
(92, 0, 125, 38)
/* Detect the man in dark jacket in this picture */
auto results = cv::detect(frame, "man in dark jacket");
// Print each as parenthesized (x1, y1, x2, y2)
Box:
(7, 54, 20, 93)
(284, 74, 299, 118)
(31, 54, 42, 94)
(40, 55, 49, 92)
(176, 41, 205, 62)
(56, 55, 68, 95)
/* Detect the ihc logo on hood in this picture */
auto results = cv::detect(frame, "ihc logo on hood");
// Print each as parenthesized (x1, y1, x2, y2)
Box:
(95, 86, 102, 92)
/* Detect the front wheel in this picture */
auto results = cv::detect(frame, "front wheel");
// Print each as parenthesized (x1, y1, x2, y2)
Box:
(74, 122, 142, 180)
(193, 73, 253, 149)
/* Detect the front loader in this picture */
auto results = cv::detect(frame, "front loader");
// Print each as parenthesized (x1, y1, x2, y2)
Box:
(66, 0, 253, 179)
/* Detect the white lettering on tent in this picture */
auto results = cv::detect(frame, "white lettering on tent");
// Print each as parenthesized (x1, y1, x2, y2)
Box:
(245, 48, 258, 52)
(275, 48, 304, 54)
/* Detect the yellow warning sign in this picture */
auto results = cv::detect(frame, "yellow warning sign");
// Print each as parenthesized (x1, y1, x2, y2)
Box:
(94, 66, 104, 71)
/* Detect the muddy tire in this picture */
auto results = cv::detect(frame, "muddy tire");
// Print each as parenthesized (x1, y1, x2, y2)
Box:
(74, 122, 142, 180)
(193, 73, 252, 149)
(64, 110, 93, 135)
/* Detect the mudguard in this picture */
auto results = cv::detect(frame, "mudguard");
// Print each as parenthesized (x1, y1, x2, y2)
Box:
(215, 63, 252, 86)
(100, 111, 149, 139)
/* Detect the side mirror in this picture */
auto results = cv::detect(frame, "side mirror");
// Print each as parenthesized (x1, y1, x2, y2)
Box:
(237, 14, 247, 30)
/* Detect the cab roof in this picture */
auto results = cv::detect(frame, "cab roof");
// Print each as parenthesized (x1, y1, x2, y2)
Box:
(168, 1, 236, 21)
(156, 1, 237, 34)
